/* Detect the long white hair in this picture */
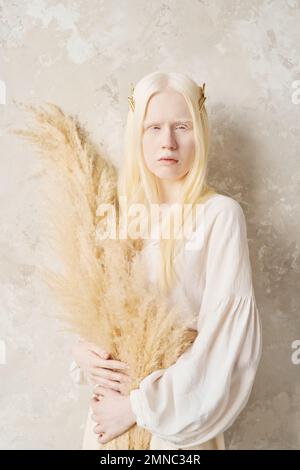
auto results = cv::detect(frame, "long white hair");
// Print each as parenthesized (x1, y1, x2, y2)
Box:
(118, 71, 216, 295)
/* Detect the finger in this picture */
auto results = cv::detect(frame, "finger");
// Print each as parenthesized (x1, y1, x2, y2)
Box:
(90, 376, 123, 392)
(91, 413, 101, 423)
(89, 376, 102, 386)
(89, 376, 122, 392)
(93, 384, 119, 398)
(94, 386, 121, 396)
(93, 384, 106, 395)
(90, 396, 100, 413)
(91, 367, 131, 383)
(88, 344, 111, 359)
(91, 357, 129, 371)
(93, 390, 104, 398)
(98, 433, 110, 444)
(89, 351, 111, 366)
(93, 424, 104, 434)
(92, 389, 104, 399)
(88, 353, 129, 371)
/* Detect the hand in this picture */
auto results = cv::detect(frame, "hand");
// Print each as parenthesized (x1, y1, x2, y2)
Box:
(72, 339, 131, 391)
(91, 386, 137, 444)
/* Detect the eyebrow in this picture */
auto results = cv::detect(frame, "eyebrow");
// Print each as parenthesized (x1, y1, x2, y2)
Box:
(143, 119, 193, 127)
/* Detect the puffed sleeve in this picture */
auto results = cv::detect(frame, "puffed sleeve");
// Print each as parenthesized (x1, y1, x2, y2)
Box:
(129, 197, 263, 448)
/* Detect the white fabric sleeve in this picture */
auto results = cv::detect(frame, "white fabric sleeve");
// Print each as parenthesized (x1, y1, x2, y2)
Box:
(129, 198, 263, 449)
(69, 360, 88, 385)
(69, 335, 88, 385)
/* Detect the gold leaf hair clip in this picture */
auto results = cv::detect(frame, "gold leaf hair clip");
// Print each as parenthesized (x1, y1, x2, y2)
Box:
(128, 82, 135, 112)
(198, 82, 206, 112)
(127, 82, 206, 113)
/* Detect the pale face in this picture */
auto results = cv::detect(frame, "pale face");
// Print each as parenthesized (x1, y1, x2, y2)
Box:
(142, 89, 195, 188)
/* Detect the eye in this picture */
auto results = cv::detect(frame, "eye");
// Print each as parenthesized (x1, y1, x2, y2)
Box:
(149, 124, 189, 131)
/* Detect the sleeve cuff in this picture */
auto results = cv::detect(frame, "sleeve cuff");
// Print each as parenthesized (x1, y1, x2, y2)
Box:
(69, 360, 86, 385)
(129, 388, 148, 428)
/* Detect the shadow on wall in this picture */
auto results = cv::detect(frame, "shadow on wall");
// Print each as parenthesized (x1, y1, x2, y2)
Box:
(208, 108, 299, 450)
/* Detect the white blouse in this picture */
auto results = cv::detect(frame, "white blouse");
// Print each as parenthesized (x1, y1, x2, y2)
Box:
(69, 194, 262, 449)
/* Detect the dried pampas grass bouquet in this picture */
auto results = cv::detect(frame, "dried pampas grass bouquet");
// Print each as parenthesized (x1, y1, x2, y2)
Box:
(11, 103, 197, 449)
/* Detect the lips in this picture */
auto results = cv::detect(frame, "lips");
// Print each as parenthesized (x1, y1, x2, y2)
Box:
(158, 157, 178, 162)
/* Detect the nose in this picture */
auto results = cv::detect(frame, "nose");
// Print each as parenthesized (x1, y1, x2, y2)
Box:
(161, 127, 177, 150)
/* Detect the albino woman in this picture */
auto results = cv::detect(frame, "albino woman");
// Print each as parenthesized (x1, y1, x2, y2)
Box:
(70, 71, 262, 450)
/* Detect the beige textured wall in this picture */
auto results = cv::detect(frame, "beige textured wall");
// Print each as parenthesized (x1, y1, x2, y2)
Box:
(1, 0, 299, 450)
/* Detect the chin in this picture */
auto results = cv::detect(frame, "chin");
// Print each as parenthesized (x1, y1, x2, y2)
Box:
(155, 170, 184, 181)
